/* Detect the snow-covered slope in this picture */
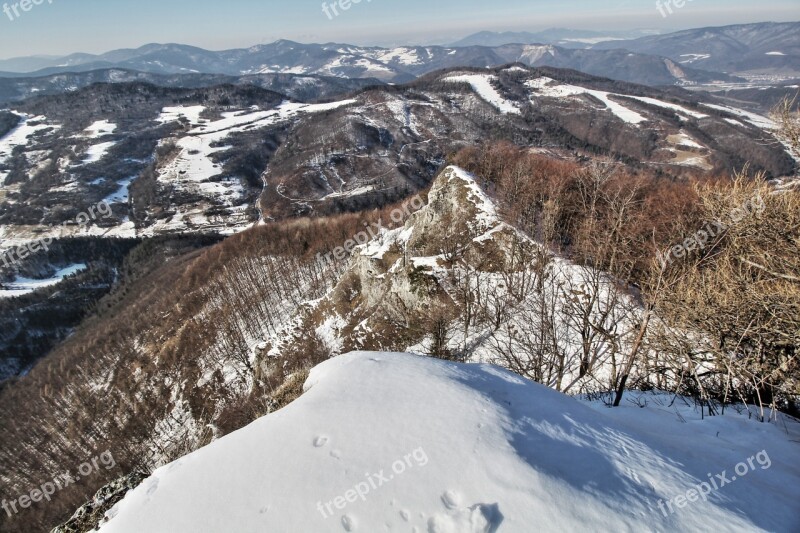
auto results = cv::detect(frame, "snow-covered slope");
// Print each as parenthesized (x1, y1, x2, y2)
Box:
(95, 352, 799, 532)
(264, 165, 644, 393)
(444, 74, 521, 115)
(0, 263, 86, 298)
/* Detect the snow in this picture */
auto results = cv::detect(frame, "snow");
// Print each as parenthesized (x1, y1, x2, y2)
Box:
(411, 256, 444, 270)
(0, 114, 60, 183)
(528, 77, 710, 123)
(104, 177, 134, 204)
(0, 264, 87, 298)
(672, 154, 712, 170)
(156, 105, 207, 125)
(447, 166, 497, 227)
(667, 132, 704, 149)
(185, 100, 356, 140)
(131, 99, 358, 236)
(376, 48, 424, 66)
(161, 135, 226, 184)
(624, 96, 708, 119)
(83, 120, 117, 138)
(359, 226, 413, 260)
(700, 103, 776, 129)
(444, 74, 521, 115)
(81, 141, 117, 164)
(95, 352, 800, 533)
(155, 99, 357, 221)
(323, 185, 375, 199)
(678, 53, 711, 64)
(725, 118, 745, 127)
(528, 77, 647, 124)
(519, 45, 556, 63)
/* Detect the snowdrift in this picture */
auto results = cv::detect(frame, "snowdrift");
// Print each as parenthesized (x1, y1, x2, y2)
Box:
(96, 352, 800, 532)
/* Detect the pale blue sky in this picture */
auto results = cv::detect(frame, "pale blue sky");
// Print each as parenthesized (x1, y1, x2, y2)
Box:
(0, 0, 798, 59)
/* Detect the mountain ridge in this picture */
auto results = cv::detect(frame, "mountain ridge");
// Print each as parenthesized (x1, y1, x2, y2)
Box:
(591, 21, 800, 76)
(0, 38, 741, 88)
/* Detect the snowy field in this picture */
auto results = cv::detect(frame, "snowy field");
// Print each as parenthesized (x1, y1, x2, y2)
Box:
(0, 263, 87, 298)
(445, 74, 522, 115)
(95, 352, 800, 533)
(0, 113, 61, 184)
(527, 77, 647, 124)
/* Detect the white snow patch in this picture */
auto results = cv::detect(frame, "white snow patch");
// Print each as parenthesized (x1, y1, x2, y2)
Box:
(104, 177, 134, 204)
(81, 141, 117, 164)
(95, 352, 800, 533)
(624, 96, 708, 119)
(156, 105, 207, 125)
(700, 103, 776, 129)
(0, 114, 60, 183)
(83, 120, 117, 138)
(445, 74, 521, 115)
(0, 264, 87, 298)
(667, 131, 704, 149)
(678, 53, 711, 64)
(528, 77, 647, 124)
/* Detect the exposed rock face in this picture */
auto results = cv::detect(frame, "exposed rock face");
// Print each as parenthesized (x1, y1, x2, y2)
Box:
(260, 165, 538, 362)
(51, 471, 148, 533)
(260, 164, 643, 393)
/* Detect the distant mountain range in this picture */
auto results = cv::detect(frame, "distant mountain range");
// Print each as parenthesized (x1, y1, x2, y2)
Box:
(450, 28, 661, 48)
(591, 22, 800, 76)
(0, 69, 380, 106)
(0, 40, 740, 96)
(0, 22, 797, 107)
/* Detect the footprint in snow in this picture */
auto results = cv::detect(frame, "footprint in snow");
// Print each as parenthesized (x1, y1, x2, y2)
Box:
(314, 435, 329, 447)
(341, 514, 357, 531)
(441, 490, 462, 510)
(429, 502, 503, 533)
(400, 509, 410, 522)
(145, 478, 159, 496)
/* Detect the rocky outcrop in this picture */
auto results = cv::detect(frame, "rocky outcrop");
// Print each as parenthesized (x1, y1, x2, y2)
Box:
(51, 472, 148, 533)
(259, 165, 536, 362)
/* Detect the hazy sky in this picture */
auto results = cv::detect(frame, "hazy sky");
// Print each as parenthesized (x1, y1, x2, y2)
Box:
(0, 0, 798, 59)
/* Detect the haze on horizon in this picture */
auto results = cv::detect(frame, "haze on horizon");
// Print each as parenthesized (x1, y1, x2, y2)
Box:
(0, 0, 798, 60)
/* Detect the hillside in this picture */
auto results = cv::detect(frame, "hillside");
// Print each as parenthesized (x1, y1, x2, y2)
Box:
(0, 70, 381, 107)
(592, 22, 800, 79)
(0, 39, 739, 88)
(1, 65, 791, 251)
(2, 6, 800, 533)
(91, 351, 800, 533)
(1, 150, 798, 532)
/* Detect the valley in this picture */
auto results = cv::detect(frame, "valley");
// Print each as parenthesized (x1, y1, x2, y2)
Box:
(0, 14, 798, 533)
